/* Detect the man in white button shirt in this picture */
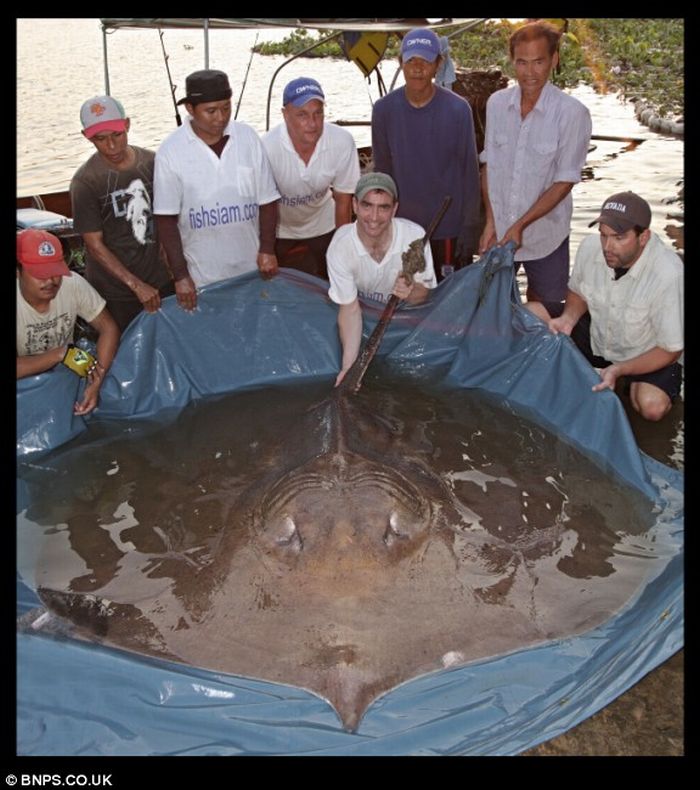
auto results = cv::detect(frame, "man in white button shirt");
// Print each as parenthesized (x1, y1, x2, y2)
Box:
(263, 77, 360, 279)
(479, 20, 592, 302)
(327, 172, 437, 386)
(526, 192, 683, 422)
(154, 70, 281, 311)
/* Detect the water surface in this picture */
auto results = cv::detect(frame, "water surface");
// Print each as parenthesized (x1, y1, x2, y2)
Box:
(18, 377, 666, 726)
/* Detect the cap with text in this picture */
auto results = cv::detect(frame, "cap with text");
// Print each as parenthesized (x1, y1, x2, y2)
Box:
(400, 28, 441, 63)
(17, 229, 71, 278)
(355, 172, 398, 202)
(80, 96, 128, 138)
(283, 77, 325, 107)
(588, 191, 652, 234)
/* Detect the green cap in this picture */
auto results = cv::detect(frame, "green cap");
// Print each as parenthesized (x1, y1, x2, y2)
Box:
(355, 172, 398, 202)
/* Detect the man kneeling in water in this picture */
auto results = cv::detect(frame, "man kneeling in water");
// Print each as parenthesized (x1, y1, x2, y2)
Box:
(525, 191, 683, 421)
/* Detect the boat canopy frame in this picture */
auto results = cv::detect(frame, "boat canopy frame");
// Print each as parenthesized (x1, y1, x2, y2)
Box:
(98, 18, 488, 128)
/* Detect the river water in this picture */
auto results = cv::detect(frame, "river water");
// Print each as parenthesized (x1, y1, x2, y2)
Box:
(17, 17, 684, 256)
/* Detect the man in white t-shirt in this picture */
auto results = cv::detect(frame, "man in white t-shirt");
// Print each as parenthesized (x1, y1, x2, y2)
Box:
(16, 229, 120, 415)
(327, 172, 437, 386)
(154, 70, 281, 310)
(525, 192, 683, 421)
(262, 77, 360, 280)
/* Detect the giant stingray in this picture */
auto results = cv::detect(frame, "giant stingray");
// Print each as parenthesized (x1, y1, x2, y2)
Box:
(19, 378, 657, 731)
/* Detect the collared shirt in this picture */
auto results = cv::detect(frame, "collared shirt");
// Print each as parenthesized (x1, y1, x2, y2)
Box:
(569, 232, 684, 362)
(327, 218, 437, 305)
(480, 82, 592, 261)
(262, 121, 360, 239)
(154, 116, 280, 288)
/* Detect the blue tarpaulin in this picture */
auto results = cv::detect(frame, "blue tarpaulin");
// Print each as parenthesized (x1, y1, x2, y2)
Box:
(16, 246, 683, 755)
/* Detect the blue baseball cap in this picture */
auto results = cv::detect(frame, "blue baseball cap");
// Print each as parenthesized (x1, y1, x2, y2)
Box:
(283, 77, 325, 107)
(400, 28, 441, 63)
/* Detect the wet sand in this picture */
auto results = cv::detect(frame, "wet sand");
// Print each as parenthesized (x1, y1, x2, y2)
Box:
(523, 392, 684, 756)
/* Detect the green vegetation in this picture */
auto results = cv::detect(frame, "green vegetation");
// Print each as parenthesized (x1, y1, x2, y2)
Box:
(256, 19, 683, 120)
(446, 18, 683, 120)
(255, 28, 345, 58)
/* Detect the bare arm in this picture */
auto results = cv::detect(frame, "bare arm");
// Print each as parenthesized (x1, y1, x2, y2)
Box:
(334, 299, 363, 387)
(82, 230, 162, 313)
(499, 182, 574, 249)
(155, 214, 198, 311)
(547, 289, 589, 335)
(332, 191, 354, 228)
(593, 348, 682, 393)
(74, 307, 121, 416)
(257, 200, 279, 279)
(16, 346, 66, 379)
(478, 164, 497, 254)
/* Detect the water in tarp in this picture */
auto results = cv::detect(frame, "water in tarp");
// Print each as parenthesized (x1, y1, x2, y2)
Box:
(17, 374, 661, 731)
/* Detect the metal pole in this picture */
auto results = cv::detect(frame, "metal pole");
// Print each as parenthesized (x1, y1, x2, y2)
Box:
(159, 29, 182, 127)
(235, 32, 259, 120)
(204, 18, 209, 68)
(102, 24, 110, 95)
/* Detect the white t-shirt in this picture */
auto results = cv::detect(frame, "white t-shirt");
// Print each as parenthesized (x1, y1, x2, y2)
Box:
(17, 273, 105, 356)
(262, 121, 360, 240)
(154, 116, 281, 287)
(327, 218, 437, 305)
(569, 232, 683, 362)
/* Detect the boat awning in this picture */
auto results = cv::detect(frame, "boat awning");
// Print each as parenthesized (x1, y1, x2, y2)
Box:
(100, 18, 486, 32)
(97, 18, 489, 117)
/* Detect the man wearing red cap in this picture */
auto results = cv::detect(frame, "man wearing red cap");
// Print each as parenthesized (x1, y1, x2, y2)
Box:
(71, 95, 176, 332)
(16, 229, 120, 416)
(526, 191, 683, 422)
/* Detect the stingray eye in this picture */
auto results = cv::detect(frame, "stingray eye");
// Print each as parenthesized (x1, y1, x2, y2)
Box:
(383, 510, 408, 548)
(383, 506, 429, 548)
(271, 515, 304, 553)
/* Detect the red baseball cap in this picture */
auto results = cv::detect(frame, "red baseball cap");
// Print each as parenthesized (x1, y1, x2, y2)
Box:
(17, 229, 71, 278)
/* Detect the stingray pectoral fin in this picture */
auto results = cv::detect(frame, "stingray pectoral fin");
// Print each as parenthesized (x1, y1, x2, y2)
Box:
(36, 587, 169, 657)
(38, 587, 115, 636)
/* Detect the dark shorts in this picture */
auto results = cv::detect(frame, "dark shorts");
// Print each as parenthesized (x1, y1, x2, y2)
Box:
(542, 301, 683, 401)
(430, 238, 474, 283)
(275, 230, 336, 280)
(515, 237, 570, 302)
(106, 280, 177, 334)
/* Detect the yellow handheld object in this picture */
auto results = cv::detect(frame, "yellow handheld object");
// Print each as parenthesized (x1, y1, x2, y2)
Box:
(62, 344, 97, 377)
